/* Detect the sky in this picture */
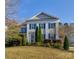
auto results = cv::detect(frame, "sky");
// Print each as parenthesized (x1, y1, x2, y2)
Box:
(15, 0, 74, 23)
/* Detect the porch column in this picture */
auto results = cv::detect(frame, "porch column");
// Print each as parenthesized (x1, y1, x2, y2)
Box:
(27, 24, 31, 43)
(46, 23, 48, 39)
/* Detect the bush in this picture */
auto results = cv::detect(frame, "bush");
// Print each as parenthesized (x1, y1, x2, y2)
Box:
(35, 26, 42, 43)
(5, 39, 11, 47)
(37, 26, 42, 43)
(36, 42, 42, 46)
(27, 43, 32, 46)
(45, 43, 51, 47)
(12, 39, 20, 46)
(5, 39, 20, 47)
(22, 33, 26, 46)
(54, 43, 61, 49)
(20, 39, 22, 46)
(63, 35, 69, 50)
(35, 26, 38, 42)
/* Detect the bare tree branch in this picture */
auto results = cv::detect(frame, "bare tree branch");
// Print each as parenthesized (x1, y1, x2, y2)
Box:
(5, 0, 19, 19)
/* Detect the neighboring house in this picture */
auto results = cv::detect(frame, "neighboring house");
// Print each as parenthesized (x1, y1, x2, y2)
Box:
(68, 23, 74, 46)
(20, 12, 60, 43)
(68, 32, 74, 46)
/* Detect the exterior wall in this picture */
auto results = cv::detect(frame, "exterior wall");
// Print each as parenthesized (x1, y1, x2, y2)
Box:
(25, 20, 60, 43)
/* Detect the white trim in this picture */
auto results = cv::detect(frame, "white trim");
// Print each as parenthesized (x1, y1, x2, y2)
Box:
(30, 12, 58, 19)
(30, 12, 42, 19)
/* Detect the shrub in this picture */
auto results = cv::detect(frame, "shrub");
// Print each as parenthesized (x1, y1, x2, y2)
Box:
(45, 43, 51, 47)
(5, 39, 20, 47)
(20, 38, 22, 46)
(63, 35, 69, 50)
(54, 43, 61, 49)
(22, 33, 26, 46)
(12, 39, 20, 46)
(36, 42, 42, 46)
(35, 26, 42, 43)
(27, 42, 32, 46)
(35, 26, 38, 42)
(5, 39, 11, 47)
(38, 26, 42, 43)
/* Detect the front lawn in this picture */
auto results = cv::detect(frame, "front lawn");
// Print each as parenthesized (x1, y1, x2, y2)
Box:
(5, 46, 73, 59)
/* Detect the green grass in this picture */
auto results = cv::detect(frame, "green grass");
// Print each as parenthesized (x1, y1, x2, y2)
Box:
(5, 46, 74, 59)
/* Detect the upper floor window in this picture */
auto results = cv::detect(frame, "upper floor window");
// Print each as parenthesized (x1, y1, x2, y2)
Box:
(29, 24, 36, 29)
(39, 23, 45, 29)
(48, 23, 55, 29)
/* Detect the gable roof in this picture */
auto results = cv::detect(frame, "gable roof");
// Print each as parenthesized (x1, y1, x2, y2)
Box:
(30, 12, 58, 20)
(21, 12, 59, 26)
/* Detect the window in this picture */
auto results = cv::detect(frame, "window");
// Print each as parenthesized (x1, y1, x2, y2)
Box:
(42, 34, 45, 40)
(39, 23, 45, 29)
(48, 33, 55, 40)
(20, 28, 26, 33)
(30, 32, 35, 43)
(54, 34, 56, 39)
(31, 34, 34, 43)
(29, 24, 36, 29)
(48, 23, 55, 29)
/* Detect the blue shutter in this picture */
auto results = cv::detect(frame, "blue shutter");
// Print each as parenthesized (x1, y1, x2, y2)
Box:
(48, 33, 50, 39)
(29, 24, 31, 29)
(34, 24, 36, 29)
(44, 23, 45, 29)
(48, 23, 50, 29)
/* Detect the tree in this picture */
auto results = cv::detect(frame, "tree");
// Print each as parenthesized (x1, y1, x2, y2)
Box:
(64, 23, 70, 35)
(5, 18, 22, 46)
(5, 18, 20, 39)
(5, 0, 19, 20)
(35, 26, 42, 46)
(37, 26, 42, 43)
(23, 33, 26, 46)
(63, 35, 69, 50)
(19, 33, 27, 46)
(59, 23, 64, 38)
(35, 26, 38, 42)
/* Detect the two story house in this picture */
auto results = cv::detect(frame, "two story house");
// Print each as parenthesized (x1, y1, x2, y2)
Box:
(20, 12, 60, 43)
